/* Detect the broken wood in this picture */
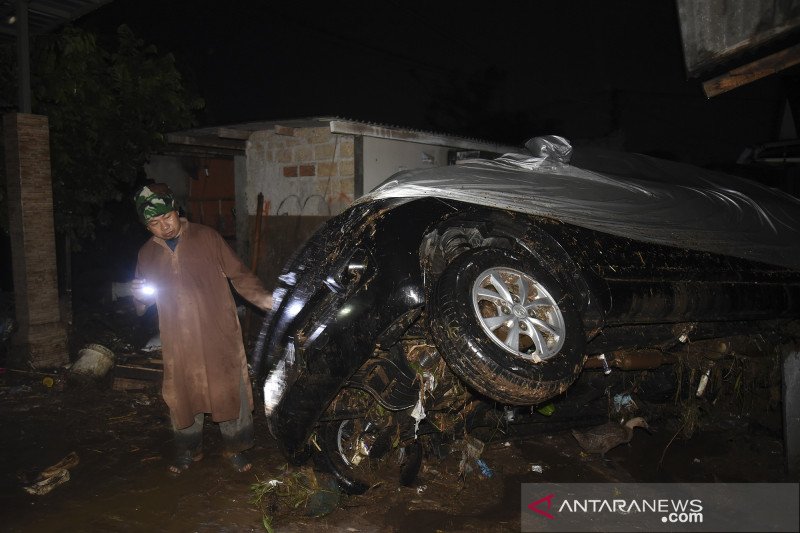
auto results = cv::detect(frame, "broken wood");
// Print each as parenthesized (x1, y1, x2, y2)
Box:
(703, 43, 800, 97)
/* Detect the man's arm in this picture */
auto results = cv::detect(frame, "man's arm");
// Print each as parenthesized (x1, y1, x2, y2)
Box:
(217, 234, 273, 311)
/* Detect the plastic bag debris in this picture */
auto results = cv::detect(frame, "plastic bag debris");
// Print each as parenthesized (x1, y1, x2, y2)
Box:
(475, 459, 494, 478)
(612, 393, 637, 415)
(455, 435, 485, 477)
(142, 334, 162, 353)
(23, 452, 79, 496)
(410, 373, 430, 437)
(531, 464, 544, 473)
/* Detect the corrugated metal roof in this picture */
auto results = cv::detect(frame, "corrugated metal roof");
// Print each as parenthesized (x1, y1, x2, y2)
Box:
(0, 0, 111, 42)
(165, 116, 522, 157)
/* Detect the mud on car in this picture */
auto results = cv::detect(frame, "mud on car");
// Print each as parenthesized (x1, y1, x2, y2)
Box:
(253, 136, 800, 493)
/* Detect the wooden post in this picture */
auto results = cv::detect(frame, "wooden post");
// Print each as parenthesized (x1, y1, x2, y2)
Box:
(250, 192, 264, 273)
(245, 193, 265, 343)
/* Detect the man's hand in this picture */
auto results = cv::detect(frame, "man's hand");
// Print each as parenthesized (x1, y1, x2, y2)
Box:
(131, 278, 157, 307)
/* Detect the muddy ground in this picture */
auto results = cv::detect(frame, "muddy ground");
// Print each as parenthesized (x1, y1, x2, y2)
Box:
(0, 294, 796, 532)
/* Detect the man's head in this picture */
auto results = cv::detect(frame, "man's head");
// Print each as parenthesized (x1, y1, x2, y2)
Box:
(134, 183, 182, 240)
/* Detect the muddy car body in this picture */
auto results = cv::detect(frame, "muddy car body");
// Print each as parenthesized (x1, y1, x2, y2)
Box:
(254, 137, 800, 493)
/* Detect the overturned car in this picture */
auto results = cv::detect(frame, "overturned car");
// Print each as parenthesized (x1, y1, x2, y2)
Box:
(253, 136, 800, 493)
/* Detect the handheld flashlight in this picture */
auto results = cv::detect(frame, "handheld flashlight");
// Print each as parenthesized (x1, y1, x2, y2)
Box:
(141, 284, 156, 296)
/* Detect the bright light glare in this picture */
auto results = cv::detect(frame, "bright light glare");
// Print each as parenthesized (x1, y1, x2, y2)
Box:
(141, 285, 156, 296)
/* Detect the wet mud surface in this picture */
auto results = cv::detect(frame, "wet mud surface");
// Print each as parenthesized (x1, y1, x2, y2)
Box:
(0, 370, 793, 533)
(0, 295, 795, 532)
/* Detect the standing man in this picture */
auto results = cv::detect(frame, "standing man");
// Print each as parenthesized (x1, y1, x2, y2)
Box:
(131, 183, 272, 474)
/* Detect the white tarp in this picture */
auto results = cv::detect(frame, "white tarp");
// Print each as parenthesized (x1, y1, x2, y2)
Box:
(359, 136, 800, 270)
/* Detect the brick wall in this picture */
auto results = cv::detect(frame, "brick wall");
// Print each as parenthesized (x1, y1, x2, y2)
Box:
(246, 125, 355, 217)
(4, 113, 68, 368)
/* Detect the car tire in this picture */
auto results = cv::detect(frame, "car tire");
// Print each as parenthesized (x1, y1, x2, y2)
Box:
(315, 416, 423, 495)
(429, 247, 586, 405)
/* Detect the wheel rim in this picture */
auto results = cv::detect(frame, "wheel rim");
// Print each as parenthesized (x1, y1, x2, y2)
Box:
(336, 419, 375, 467)
(471, 266, 566, 362)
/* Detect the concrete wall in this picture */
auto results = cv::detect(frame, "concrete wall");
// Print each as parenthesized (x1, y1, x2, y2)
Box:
(361, 136, 451, 195)
(245, 126, 355, 217)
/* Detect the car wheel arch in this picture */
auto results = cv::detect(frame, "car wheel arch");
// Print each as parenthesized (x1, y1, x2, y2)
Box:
(420, 210, 597, 316)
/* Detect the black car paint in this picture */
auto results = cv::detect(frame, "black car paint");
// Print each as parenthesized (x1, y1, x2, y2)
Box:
(257, 196, 800, 462)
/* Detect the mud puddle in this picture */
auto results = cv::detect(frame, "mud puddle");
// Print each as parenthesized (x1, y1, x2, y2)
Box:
(0, 373, 792, 532)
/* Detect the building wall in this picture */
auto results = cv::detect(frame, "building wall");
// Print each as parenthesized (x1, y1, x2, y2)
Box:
(246, 126, 355, 217)
(361, 136, 452, 195)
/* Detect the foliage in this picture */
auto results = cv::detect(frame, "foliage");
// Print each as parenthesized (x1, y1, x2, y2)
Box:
(250, 465, 341, 529)
(0, 25, 202, 245)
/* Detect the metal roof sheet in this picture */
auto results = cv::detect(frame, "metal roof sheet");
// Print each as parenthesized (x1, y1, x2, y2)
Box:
(165, 116, 522, 157)
(0, 0, 111, 42)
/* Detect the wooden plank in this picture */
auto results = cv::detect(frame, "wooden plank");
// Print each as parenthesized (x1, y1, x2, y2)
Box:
(114, 364, 163, 381)
(703, 43, 800, 97)
(112, 377, 154, 392)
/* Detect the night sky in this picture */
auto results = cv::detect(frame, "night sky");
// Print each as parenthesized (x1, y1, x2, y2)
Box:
(80, 0, 795, 167)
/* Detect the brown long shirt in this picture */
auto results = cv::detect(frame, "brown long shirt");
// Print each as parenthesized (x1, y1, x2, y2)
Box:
(136, 219, 270, 429)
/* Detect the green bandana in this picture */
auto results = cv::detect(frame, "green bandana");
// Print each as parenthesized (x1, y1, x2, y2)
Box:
(134, 184, 176, 224)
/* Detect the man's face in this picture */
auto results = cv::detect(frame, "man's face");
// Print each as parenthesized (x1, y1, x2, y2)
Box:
(146, 211, 181, 240)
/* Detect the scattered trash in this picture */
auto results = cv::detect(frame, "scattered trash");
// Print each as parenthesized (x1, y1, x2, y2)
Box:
(410, 398, 426, 437)
(71, 344, 115, 378)
(696, 368, 712, 397)
(531, 464, 544, 473)
(141, 334, 162, 353)
(599, 353, 613, 374)
(416, 485, 427, 494)
(250, 466, 341, 526)
(24, 468, 70, 496)
(42, 376, 54, 388)
(536, 403, 556, 416)
(612, 393, 637, 415)
(693, 458, 701, 464)
(475, 459, 494, 478)
(7, 384, 32, 395)
(455, 435, 485, 477)
(23, 452, 79, 496)
(132, 395, 151, 406)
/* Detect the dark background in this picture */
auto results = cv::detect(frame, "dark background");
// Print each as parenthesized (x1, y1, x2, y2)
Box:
(3, 0, 798, 295)
(80, 0, 797, 168)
